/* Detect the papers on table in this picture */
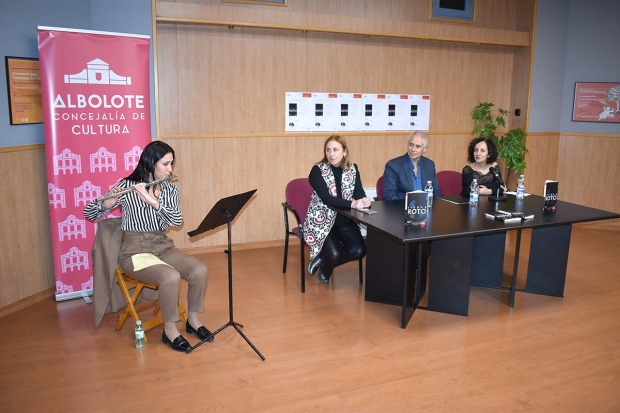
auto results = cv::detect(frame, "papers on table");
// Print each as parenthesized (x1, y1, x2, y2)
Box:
(504, 191, 531, 197)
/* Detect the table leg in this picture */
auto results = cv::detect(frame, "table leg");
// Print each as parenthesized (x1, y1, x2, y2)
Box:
(401, 242, 427, 328)
(509, 229, 522, 307)
(365, 229, 407, 305)
(471, 233, 506, 288)
(427, 236, 474, 316)
(525, 224, 572, 297)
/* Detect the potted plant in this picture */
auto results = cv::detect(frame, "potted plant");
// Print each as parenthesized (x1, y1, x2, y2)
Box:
(471, 102, 528, 188)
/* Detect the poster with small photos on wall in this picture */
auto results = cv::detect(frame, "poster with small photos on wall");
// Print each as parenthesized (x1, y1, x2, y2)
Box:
(285, 92, 430, 133)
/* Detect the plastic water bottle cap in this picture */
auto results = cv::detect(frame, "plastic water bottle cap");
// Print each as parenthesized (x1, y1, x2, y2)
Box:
(136, 320, 142, 326)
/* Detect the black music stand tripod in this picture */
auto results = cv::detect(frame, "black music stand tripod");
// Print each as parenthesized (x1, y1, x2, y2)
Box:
(185, 189, 265, 360)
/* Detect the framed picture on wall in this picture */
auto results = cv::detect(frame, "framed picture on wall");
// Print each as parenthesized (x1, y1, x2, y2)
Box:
(430, 0, 475, 23)
(222, 0, 287, 6)
(4, 56, 43, 125)
(572, 82, 620, 123)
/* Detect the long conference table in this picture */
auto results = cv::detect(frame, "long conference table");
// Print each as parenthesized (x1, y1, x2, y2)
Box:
(334, 195, 620, 328)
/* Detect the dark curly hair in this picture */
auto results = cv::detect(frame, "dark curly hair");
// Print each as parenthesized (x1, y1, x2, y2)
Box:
(125, 141, 175, 183)
(467, 137, 498, 164)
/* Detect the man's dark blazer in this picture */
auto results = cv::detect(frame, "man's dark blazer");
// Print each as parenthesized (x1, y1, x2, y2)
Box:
(382, 154, 442, 200)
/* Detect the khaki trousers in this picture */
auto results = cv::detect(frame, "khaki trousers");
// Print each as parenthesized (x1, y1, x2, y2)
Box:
(119, 231, 208, 322)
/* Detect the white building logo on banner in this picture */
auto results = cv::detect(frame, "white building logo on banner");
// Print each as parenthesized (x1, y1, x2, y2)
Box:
(64, 58, 132, 85)
(90, 147, 117, 173)
(53, 149, 82, 175)
(48, 184, 66, 209)
(58, 215, 87, 241)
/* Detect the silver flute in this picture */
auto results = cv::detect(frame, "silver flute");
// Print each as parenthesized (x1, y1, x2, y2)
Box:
(96, 174, 178, 202)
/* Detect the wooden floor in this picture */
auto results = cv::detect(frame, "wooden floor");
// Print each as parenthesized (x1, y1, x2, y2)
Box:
(1, 227, 620, 412)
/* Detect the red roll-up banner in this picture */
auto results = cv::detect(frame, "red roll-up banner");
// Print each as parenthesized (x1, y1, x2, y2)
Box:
(38, 27, 152, 301)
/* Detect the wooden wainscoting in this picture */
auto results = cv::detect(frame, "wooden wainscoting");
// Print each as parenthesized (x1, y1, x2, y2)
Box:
(526, 132, 620, 228)
(0, 147, 55, 309)
(524, 132, 560, 196)
(557, 133, 620, 228)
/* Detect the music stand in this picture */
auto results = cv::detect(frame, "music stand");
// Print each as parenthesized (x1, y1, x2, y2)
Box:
(185, 189, 265, 360)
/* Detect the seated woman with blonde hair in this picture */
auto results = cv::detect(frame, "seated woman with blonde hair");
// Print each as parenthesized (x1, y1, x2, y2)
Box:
(304, 135, 371, 284)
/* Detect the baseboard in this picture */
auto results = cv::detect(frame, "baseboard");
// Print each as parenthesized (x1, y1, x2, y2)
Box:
(182, 238, 300, 256)
(0, 288, 55, 319)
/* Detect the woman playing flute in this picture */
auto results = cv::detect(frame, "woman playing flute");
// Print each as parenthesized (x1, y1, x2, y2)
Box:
(84, 141, 213, 352)
(95, 174, 177, 202)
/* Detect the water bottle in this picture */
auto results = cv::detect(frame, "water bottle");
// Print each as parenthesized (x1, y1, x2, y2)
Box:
(516, 175, 525, 200)
(135, 320, 145, 350)
(424, 181, 433, 208)
(469, 179, 479, 205)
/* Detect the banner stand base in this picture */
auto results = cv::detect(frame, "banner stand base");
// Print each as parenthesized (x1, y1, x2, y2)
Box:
(55, 289, 93, 302)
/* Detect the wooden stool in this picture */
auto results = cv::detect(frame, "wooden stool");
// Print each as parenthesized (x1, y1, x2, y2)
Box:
(115, 265, 187, 342)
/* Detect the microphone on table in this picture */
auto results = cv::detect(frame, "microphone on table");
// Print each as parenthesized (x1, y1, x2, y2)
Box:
(489, 165, 507, 202)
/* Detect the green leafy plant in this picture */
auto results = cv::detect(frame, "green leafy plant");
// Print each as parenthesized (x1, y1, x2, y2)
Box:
(471, 102, 528, 177)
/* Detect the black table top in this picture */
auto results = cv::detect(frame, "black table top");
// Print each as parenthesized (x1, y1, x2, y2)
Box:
(333, 194, 620, 244)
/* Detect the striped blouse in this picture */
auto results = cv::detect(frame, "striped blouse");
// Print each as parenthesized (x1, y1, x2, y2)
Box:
(83, 179, 183, 232)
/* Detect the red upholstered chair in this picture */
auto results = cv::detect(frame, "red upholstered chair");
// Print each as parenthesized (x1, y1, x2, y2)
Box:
(282, 178, 314, 293)
(282, 178, 364, 293)
(375, 176, 384, 200)
(436, 170, 462, 196)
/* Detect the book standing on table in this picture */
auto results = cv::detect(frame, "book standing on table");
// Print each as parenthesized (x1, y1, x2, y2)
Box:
(544, 180, 559, 212)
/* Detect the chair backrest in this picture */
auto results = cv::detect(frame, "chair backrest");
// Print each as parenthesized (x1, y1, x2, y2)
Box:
(376, 176, 384, 200)
(436, 170, 462, 196)
(285, 178, 314, 226)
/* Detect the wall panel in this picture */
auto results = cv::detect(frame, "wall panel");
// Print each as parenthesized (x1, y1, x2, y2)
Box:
(245, 28, 279, 133)
(157, 23, 181, 135)
(557, 134, 620, 214)
(363, 0, 389, 20)
(524, 133, 560, 196)
(177, 24, 215, 135)
(0, 149, 55, 309)
(212, 28, 247, 134)
(389, 0, 416, 22)
(305, 32, 342, 91)
(275, 30, 308, 128)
